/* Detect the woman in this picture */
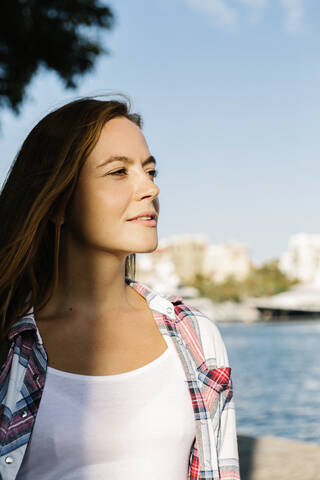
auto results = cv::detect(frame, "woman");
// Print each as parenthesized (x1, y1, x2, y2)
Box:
(0, 96, 240, 479)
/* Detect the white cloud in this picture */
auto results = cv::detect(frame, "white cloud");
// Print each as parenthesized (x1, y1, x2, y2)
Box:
(186, 0, 307, 33)
(236, 0, 267, 8)
(185, 0, 238, 27)
(280, 0, 305, 32)
(236, 0, 268, 23)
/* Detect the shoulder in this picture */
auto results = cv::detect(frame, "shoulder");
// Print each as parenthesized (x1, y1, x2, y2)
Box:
(168, 295, 231, 367)
(127, 278, 230, 367)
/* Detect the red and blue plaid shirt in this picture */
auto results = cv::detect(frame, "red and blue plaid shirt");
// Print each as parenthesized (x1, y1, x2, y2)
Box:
(0, 277, 240, 479)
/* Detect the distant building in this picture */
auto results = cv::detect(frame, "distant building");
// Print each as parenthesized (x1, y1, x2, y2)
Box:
(166, 234, 208, 284)
(279, 233, 320, 284)
(203, 241, 251, 283)
(135, 239, 180, 295)
(136, 234, 251, 288)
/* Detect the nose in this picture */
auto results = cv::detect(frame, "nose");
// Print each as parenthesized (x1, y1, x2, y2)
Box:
(136, 170, 160, 201)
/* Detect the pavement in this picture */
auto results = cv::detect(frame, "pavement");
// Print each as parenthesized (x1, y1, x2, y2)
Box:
(238, 434, 320, 480)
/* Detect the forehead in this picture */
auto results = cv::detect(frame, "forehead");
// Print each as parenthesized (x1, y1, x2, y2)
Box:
(91, 116, 149, 162)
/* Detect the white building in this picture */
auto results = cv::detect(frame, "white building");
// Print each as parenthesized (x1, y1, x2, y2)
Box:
(135, 239, 181, 295)
(136, 234, 251, 288)
(166, 234, 208, 284)
(279, 233, 320, 284)
(203, 241, 251, 283)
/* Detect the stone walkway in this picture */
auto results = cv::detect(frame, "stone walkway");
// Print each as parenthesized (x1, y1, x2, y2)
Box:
(238, 435, 320, 480)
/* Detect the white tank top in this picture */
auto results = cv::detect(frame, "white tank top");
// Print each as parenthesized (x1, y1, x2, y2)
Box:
(17, 334, 196, 479)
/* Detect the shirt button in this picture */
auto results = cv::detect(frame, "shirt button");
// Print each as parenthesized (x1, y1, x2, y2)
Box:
(33, 373, 39, 381)
(166, 307, 173, 314)
(200, 419, 206, 425)
(204, 460, 211, 468)
(5, 456, 13, 464)
(21, 411, 28, 418)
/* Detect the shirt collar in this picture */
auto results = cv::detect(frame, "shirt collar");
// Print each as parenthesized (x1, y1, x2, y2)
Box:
(7, 278, 183, 343)
(125, 277, 183, 320)
(7, 305, 42, 344)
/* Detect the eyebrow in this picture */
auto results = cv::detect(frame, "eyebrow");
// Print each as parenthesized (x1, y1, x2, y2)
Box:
(97, 155, 157, 169)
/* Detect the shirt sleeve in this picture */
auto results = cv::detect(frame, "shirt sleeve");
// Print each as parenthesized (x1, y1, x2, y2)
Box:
(211, 322, 241, 479)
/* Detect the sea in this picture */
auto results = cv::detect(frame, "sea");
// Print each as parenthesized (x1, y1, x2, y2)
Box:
(218, 319, 320, 443)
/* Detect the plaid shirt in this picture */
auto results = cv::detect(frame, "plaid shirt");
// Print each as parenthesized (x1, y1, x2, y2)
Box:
(0, 277, 240, 480)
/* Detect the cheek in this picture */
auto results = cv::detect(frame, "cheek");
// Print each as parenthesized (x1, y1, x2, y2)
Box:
(67, 180, 129, 232)
(93, 182, 131, 218)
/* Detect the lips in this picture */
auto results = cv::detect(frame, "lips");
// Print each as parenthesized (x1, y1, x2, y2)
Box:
(126, 212, 157, 227)
(127, 211, 157, 221)
(128, 217, 157, 226)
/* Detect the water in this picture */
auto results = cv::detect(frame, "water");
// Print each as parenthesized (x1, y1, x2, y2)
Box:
(218, 320, 320, 443)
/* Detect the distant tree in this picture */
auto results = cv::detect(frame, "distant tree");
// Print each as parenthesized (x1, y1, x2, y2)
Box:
(0, 0, 115, 113)
(243, 258, 299, 297)
(188, 259, 299, 303)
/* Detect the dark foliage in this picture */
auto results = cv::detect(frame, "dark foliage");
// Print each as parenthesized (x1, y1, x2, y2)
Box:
(0, 0, 115, 112)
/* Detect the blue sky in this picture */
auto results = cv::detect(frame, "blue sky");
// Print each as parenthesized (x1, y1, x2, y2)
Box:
(1, 0, 319, 264)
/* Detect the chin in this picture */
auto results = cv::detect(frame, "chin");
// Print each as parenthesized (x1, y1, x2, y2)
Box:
(132, 239, 158, 254)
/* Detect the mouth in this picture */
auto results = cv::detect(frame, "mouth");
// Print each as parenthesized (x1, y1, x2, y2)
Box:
(127, 215, 157, 227)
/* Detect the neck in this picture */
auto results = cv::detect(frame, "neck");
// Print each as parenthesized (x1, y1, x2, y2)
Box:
(36, 233, 143, 321)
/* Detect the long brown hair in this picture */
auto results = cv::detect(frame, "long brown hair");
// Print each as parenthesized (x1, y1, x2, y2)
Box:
(0, 95, 142, 342)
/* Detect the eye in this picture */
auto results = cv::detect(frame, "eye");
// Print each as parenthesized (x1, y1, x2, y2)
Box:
(147, 169, 159, 179)
(108, 168, 159, 179)
(109, 168, 127, 176)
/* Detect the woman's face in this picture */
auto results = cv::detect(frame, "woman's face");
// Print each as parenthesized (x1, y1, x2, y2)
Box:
(65, 116, 160, 257)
